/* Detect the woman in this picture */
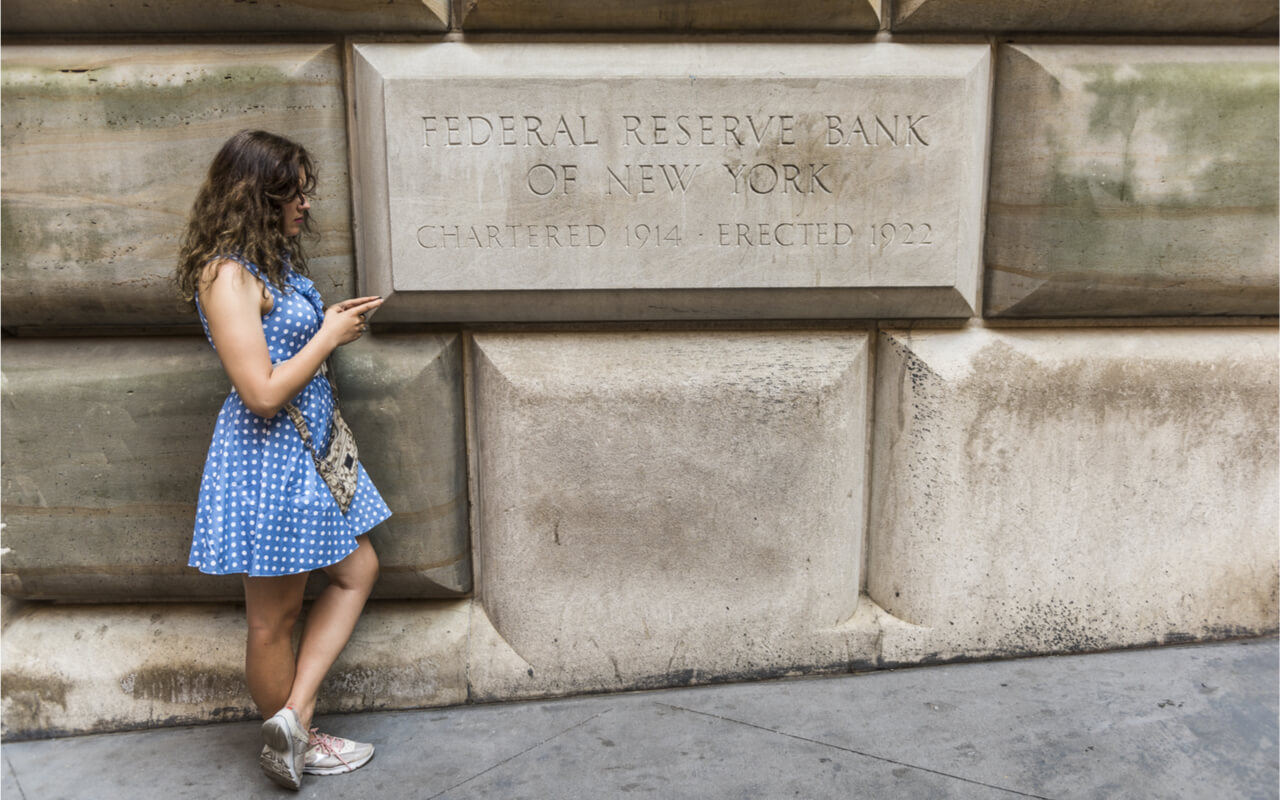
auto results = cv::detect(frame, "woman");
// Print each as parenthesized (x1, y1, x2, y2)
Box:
(176, 130, 389, 791)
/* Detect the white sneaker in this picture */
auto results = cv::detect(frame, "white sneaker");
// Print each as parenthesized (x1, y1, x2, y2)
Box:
(304, 729, 375, 775)
(260, 707, 309, 790)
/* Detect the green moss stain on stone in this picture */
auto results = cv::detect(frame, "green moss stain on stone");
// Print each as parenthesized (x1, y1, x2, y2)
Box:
(1034, 59, 1278, 289)
(1076, 61, 1279, 208)
(2, 61, 337, 138)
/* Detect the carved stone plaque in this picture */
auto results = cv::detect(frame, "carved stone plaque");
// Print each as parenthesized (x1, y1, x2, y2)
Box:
(352, 43, 990, 321)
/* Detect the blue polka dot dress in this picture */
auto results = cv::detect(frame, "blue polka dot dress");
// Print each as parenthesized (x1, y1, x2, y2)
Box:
(189, 254, 391, 576)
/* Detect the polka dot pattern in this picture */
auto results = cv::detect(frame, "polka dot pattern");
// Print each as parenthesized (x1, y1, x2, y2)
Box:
(189, 255, 391, 576)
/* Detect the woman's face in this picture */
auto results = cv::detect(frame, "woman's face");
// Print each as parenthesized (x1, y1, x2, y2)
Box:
(280, 168, 311, 237)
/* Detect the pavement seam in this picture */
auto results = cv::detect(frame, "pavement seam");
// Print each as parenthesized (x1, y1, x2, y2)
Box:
(659, 703, 1055, 800)
(3, 749, 30, 800)
(426, 707, 614, 799)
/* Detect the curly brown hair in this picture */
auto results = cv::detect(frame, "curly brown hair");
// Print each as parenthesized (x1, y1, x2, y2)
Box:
(175, 130, 317, 302)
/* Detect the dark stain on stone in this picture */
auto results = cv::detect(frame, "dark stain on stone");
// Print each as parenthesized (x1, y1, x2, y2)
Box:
(121, 664, 246, 704)
(2, 670, 72, 730)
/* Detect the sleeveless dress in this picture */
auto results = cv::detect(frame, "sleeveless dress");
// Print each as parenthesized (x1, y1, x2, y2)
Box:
(189, 254, 391, 576)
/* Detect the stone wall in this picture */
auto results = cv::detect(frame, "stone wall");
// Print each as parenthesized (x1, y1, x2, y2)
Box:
(2, 1, 1276, 739)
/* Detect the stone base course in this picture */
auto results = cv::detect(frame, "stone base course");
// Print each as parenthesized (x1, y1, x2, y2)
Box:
(868, 326, 1280, 662)
(1, 334, 470, 601)
(1, 44, 353, 330)
(985, 45, 1279, 318)
(0, 600, 468, 741)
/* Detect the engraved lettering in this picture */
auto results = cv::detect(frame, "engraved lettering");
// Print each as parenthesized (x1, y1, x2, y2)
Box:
(826, 114, 932, 147)
(779, 115, 796, 145)
(748, 164, 778, 194)
(870, 222, 936, 250)
(725, 163, 832, 194)
(609, 164, 700, 195)
(747, 115, 774, 143)
(623, 115, 643, 145)
(717, 222, 854, 246)
(906, 114, 929, 146)
(723, 115, 744, 146)
(525, 116, 550, 146)
(652, 115, 669, 145)
(660, 164, 700, 192)
(526, 163, 581, 196)
(467, 115, 492, 145)
(675, 116, 693, 146)
(875, 116, 898, 146)
(500, 115, 517, 145)
(810, 163, 831, 194)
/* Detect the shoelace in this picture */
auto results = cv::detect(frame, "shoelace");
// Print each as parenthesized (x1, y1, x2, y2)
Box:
(308, 729, 352, 768)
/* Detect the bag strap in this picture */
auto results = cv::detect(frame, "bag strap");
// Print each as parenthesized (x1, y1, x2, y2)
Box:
(284, 357, 341, 461)
(284, 403, 324, 463)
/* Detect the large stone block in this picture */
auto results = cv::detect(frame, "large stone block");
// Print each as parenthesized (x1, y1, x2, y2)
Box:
(868, 327, 1280, 663)
(457, 0, 880, 31)
(352, 43, 990, 321)
(468, 332, 871, 696)
(892, 0, 1277, 33)
(0, 600, 468, 739)
(0, 0, 447, 34)
(1, 334, 469, 601)
(985, 45, 1279, 318)
(1, 45, 353, 330)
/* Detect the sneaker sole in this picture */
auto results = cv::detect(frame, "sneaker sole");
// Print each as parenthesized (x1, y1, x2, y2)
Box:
(259, 745, 302, 791)
(304, 747, 375, 776)
(261, 716, 303, 790)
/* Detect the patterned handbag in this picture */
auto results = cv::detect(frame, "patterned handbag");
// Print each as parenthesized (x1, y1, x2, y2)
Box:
(284, 363, 359, 513)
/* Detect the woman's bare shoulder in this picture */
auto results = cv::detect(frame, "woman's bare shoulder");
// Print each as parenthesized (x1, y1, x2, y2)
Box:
(199, 258, 253, 294)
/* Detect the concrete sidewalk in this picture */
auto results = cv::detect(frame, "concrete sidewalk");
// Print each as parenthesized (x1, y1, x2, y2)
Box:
(3, 638, 1276, 800)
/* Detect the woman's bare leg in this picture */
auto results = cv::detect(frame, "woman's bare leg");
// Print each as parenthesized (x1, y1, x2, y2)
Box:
(243, 572, 309, 718)
(284, 535, 379, 730)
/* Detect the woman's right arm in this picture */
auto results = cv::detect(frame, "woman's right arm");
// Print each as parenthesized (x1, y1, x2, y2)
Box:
(199, 259, 381, 418)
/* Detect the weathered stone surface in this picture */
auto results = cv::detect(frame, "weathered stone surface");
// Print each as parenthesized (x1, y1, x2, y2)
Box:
(893, 0, 1277, 33)
(1, 334, 469, 600)
(352, 43, 990, 321)
(333, 333, 472, 597)
(868, 327, 1280, 664)
(458, 0, 880, 30)
(1, 45, 353, 329)
(0, 0, 447, 34)
(985, 45, 1279, 318)
(0, 600, 468, 739)
(468, 332, 870, 694)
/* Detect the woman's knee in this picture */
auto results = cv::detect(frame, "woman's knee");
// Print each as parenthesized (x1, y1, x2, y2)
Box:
(244, 578, 306, 640)
(327, 538, 379, 593)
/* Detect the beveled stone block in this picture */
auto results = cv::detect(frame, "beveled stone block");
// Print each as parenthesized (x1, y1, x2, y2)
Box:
(1, 45, 353, 329)
(469, 332, 870, 691)
(0, 600, 468, 739)
(868, 327, 1279, 663)
(1, 334, 469, 601)
(352, 43, 990, 321)
(985, 45, 1279, 318)
(458, 0, 880, 31)
(892, 0, 1277, 33)
(0, 0, 447, 34)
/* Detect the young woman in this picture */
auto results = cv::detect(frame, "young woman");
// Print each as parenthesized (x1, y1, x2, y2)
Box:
(176, 130, 389, 791)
